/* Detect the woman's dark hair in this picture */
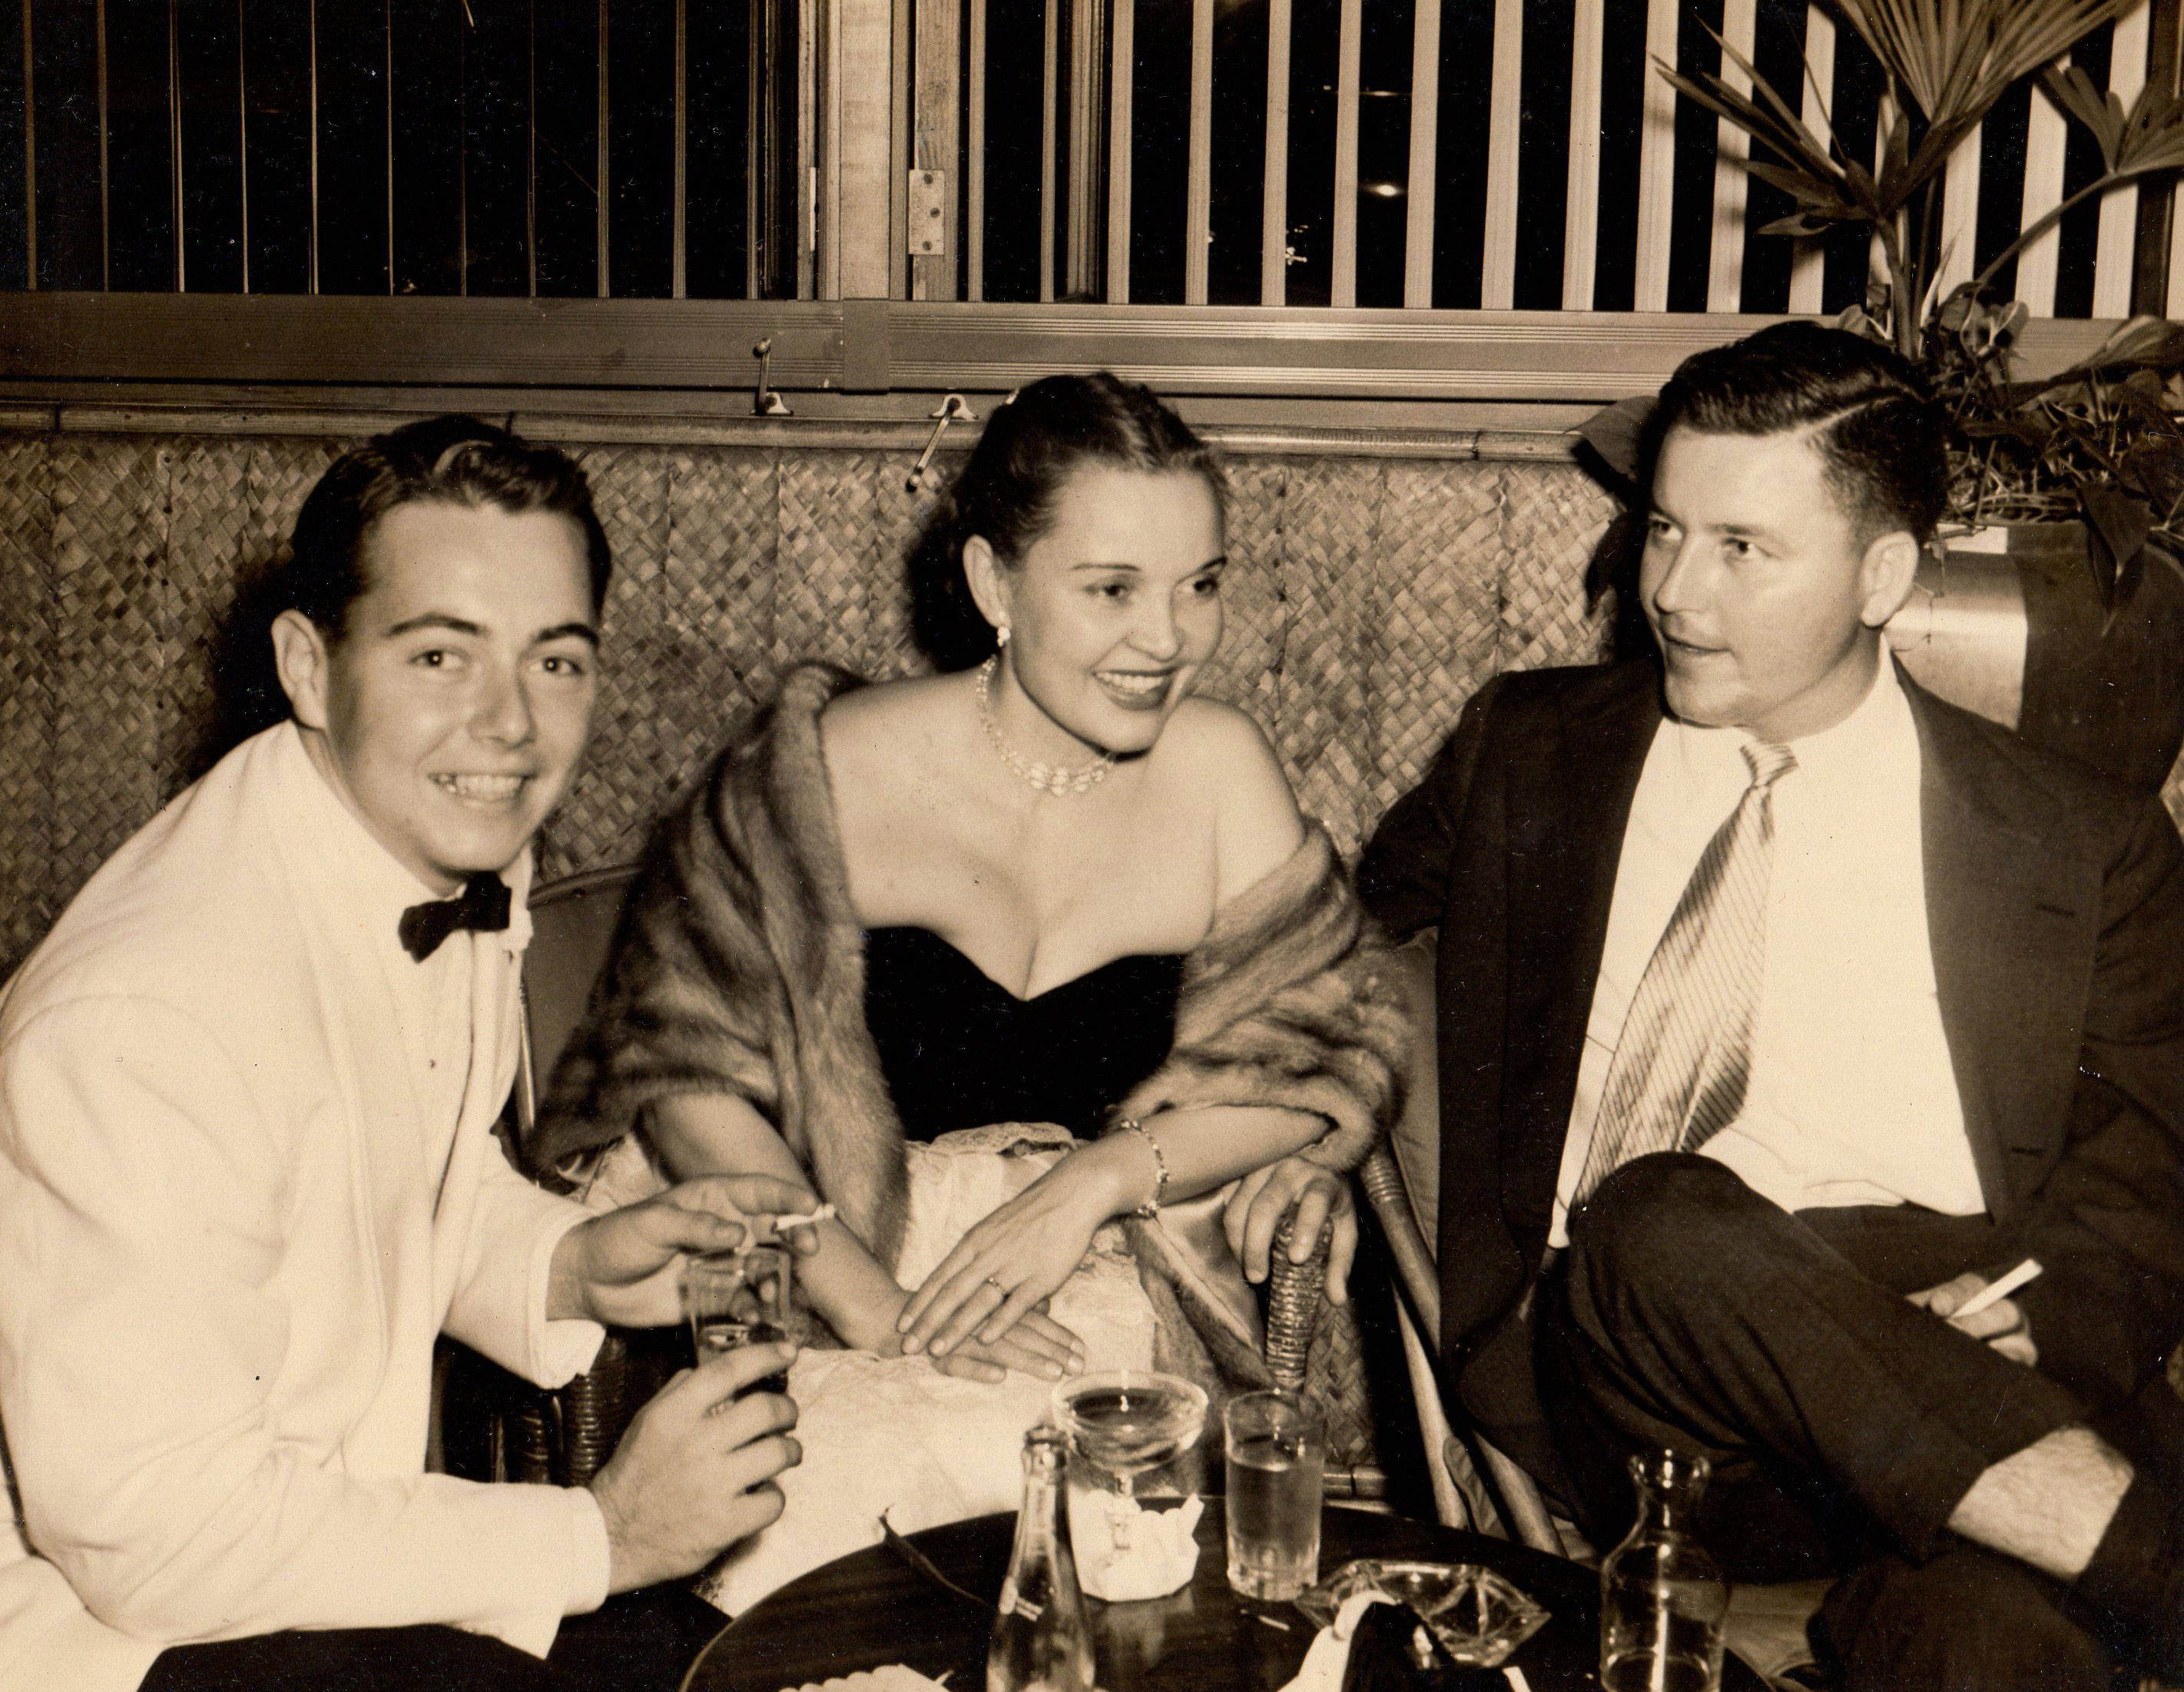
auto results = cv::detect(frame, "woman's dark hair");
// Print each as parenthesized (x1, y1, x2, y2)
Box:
(910, 373, 1224, 669)
(1649, 321, 1948, 545)
(286, 414, 613, 641)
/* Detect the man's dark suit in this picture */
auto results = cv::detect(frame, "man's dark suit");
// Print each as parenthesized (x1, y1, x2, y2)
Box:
(1358, 658, 2184, 1680)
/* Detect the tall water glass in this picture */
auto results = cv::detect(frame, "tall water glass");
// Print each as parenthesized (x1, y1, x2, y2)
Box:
(682, 1245, 794, 1395)
(1223, 1391, 1324, 1601)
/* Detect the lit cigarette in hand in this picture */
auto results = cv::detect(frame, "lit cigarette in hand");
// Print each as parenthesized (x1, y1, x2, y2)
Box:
(772, 1203, 837, 1229)
(1955, 1257, 2043, 1319)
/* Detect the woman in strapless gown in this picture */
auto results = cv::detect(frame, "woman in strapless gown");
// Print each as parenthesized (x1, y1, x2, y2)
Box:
(530, 373, 1410, 1612)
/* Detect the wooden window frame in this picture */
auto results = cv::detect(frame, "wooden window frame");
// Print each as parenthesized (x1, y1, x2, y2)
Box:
(0, 293, 2123, 420)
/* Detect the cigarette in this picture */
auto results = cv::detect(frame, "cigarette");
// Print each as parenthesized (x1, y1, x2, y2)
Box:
(772, 1203, 837, 1229)
(1503, 1668, 1533, 1692)
(1955, 1258, 2042, 1319)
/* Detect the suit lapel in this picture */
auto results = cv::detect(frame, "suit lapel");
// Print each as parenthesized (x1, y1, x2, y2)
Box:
(1500, 669, 1662, 1252)
(1911, 682, 2096, 1217)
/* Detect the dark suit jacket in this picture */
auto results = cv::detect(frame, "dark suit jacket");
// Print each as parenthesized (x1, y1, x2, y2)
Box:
(1358, 659, 2184, 1421)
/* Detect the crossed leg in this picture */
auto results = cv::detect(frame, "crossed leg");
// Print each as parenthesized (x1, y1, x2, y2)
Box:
(1533, 1153, 2177, 1690)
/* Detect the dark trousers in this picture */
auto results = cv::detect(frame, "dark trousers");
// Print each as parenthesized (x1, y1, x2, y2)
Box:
(1529, 1153, 2171, 1692)
(138, 1585, 727, 1692)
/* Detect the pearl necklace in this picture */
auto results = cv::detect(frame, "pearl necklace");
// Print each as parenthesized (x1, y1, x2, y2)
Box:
(973, 657, 1115, 796)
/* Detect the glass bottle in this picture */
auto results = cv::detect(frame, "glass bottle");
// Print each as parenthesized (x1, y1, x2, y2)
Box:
(1599, 1448, 1731, 1692)
(987, 1425, 1096, 1692)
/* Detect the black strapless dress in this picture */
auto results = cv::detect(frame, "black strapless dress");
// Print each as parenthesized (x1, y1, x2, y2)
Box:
(860, 927, 1185, 1140)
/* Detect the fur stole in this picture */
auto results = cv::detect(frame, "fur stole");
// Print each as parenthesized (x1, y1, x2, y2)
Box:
(530, 663, 912, 1262)
(529, 663, 1411, 1385)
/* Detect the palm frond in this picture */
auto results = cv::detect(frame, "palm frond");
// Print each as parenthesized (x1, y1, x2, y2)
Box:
(1834, 0, 2137, 131)
(1698, 27, 1854, 189)
(1655, 60, 1877, 217)
(2039, 64, 2126, 171)
(2113, 77, 2184, 176)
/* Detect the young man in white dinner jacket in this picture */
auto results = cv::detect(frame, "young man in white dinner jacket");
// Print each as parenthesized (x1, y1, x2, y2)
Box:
(0, 418, 813, 1692)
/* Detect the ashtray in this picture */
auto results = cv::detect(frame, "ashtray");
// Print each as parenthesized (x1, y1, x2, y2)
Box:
(1294, 1560, 1549, 1669)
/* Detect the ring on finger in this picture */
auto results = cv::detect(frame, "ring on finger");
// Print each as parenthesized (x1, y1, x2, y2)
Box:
(984, 1275, 1008, 1298)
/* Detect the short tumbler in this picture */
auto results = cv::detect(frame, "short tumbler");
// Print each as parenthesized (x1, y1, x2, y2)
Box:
(681, 1244, 794, 1395)
(1223, 1390, 1324, 1601)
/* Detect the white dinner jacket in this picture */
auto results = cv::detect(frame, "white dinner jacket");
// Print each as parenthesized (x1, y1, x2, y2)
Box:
(0, 724, 605, 1692)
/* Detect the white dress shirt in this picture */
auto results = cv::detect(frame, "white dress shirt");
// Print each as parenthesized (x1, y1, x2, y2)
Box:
(1549, 661, 1982, 1248)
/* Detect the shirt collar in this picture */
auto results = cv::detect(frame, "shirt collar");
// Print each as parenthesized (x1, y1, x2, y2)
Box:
(1663, 652, 1910, 790)
(267, 722, 534, 960)
(1770, 655, 1910, 784)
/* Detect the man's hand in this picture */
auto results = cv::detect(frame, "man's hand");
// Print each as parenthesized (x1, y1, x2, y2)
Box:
(549, 1173, 823, 1329)
(1223, 1157, 1358, 1305)
(1908, 1271, 2038, 1367)
(589, 1340, 802, 1592)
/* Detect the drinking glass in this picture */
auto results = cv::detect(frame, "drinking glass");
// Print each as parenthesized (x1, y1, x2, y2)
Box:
(681, 1245, 794, 1395)
(1052, 1370, 1208, 1501)
(1223, 1390, 1324, 1601)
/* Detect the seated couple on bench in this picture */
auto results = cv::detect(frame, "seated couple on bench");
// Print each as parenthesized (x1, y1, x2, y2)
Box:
(5, 330, 2184, 1692)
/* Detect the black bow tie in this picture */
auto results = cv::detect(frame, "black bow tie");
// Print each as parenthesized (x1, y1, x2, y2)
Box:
(398, 872, 512, 961)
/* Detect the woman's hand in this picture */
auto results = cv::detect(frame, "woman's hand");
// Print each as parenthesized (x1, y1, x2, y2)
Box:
(916, 1296, 1089, 1383)
(1223, 1156, 1358, 1305)
(897, 1143, 1135, 1362)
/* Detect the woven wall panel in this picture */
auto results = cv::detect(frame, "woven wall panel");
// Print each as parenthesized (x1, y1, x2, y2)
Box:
(247, 437, 344, 571)
(48, 437, 167, 908)
(867, 453, 944, 682)
(664, 447, 778, 729)
(1366, 463, 1504, 823)
(1193, 459, 1286, 724)
(1498, 463, 1616, 674)
(1275, 459, 1384, 856)
(161, 440, 255, 798)
(0, 439, 53, 967)
(543, 446, 678, 878)
(776, 453, 890, 682)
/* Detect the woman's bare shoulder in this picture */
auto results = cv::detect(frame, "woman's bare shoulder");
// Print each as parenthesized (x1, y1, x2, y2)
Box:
(819, 672, 965, 776)
(1156, 698, 1305, 899)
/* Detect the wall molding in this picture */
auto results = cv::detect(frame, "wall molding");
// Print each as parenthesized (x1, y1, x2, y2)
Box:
(0, 294, 2126, 405)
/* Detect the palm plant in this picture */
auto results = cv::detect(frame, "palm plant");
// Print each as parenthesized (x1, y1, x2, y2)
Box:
(1636, 1, 2184, 613)
(1666, 0, 2184, 363)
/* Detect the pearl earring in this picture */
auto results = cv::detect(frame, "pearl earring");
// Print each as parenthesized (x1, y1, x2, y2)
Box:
(996, 625, 1011, 648)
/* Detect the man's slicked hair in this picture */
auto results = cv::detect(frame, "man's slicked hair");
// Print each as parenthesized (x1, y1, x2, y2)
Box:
(286, 415, 612, 640)
(1651, 321, 1949, 545)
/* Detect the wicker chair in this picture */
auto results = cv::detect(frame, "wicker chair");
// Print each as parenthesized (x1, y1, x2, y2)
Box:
(492, 864, 1355, 1489)
(1367, 934, 1564, 1553)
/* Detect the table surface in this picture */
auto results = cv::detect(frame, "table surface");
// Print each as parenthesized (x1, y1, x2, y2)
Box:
(687, 1501, 1767, 1692)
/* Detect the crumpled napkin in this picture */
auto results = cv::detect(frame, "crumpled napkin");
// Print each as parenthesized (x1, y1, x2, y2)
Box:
(1276, 1590, 1396, 1692)
(779, 1665, 951, 1692)
(1065, 1486, 1205, 1601)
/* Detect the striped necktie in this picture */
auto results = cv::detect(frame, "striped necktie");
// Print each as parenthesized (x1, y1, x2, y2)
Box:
(1573, 740, 1797, 1211)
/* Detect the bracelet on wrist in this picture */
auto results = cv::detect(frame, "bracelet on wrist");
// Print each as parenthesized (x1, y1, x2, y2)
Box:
(1114, 1118, 1168, 1219)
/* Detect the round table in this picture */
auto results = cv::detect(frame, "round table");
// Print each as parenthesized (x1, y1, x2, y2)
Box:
(686, 1501, 1767, 1692)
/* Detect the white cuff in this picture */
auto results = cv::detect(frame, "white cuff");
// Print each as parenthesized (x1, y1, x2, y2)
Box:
(565, 1486, 613, 1617)
(529, 1206, 606, 1387)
